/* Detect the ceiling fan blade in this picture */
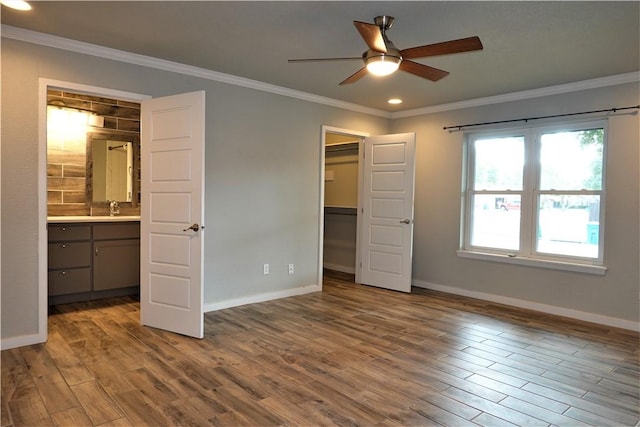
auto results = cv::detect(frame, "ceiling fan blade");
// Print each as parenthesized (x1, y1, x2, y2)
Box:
(399, 60, 450, 81)
(353, 21, 387, 53)
(401, 36, 483, 59)
(288, 57, 361, 63)
(339, 67, 368, 85)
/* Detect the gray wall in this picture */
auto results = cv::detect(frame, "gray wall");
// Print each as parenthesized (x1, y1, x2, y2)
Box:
(2, 36, 637, 346)
(1, 39, 390, 342)
(392, 82, 639, 323)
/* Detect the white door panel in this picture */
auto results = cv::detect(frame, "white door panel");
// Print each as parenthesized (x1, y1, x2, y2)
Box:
(150, 150, 192, 182)
(369, 251, 402, 274)
(149, 234, 192, 266)
(371, 171, 406, 191)
(141, 91, 205, 338)
(371, 198, 404, 219)
(372, 142, 407, 163)
(149, 193, 192, 223)
(370, 224, 404, 247)
(149, 274, 191, 308)
(360, 133, 415, 293)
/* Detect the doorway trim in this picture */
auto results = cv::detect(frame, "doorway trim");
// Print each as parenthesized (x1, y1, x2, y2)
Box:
(317, 125, 369, 288)
(37, 78, 149, 344)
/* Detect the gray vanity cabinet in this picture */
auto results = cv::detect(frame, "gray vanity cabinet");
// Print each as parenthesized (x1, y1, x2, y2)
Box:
(48, 222, 140, 304)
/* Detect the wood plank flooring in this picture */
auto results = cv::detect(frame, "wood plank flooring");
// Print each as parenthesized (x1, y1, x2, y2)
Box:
(2, 270, 639, 426)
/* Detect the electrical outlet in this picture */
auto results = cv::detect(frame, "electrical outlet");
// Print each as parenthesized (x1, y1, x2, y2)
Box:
(263, 264, 269, 275)
(288, 264, 294, 275)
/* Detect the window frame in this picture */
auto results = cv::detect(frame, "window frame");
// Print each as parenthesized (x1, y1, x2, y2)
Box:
(460, 119, 607, 274)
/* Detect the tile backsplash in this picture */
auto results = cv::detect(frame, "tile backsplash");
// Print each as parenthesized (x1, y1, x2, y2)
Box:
(47, 90, 141, 216)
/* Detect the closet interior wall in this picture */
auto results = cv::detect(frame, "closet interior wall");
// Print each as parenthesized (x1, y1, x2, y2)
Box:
(323, 136, 360, 274)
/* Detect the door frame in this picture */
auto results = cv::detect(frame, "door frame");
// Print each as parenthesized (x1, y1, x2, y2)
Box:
(37, 78, 149, 343)
(317, 125, 369, 288)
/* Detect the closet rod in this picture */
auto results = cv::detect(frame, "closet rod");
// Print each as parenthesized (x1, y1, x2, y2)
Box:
(443, 105, 640, 132)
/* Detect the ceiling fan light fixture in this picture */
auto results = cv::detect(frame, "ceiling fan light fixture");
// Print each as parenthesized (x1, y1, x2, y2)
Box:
(365, 54, 401, 76)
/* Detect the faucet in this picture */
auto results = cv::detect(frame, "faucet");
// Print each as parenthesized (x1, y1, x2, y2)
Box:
(109, 200, 120, 216)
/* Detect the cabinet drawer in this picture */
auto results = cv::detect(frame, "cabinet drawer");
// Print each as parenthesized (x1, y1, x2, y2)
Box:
(48, 268, 91, 295)
(48, 225, 91, 242)
(93, 223, 140, 240)
(48, 242, 91, 269)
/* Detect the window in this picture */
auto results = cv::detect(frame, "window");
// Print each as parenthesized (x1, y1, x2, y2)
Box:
(461, 121, 606, 271)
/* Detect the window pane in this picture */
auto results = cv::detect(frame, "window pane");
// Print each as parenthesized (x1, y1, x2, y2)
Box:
(540, 129, 604, 190)
(471, 194, 520, 250)
(473, 137, 524, 190)
(537, 195, 600, 258)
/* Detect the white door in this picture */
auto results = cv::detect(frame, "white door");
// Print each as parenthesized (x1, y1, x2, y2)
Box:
(359, 133, 416, 293)
(140, 91, 205, 338)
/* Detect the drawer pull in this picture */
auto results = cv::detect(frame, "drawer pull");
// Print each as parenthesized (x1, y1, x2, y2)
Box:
(60, 271, 66, 275)
(95, 247, 99, 256)
(61, 227, 66, 231)
(61, 244, 66, 249)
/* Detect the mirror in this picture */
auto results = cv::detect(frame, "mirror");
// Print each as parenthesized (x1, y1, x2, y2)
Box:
(91, 139, 133, 202)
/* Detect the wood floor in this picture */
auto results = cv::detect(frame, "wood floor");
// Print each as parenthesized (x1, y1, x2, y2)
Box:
(2, 271, 639, 427)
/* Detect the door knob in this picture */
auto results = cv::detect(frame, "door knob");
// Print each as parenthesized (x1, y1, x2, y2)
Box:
(183, 223, 200, 232)
(400, 219, 412, 224)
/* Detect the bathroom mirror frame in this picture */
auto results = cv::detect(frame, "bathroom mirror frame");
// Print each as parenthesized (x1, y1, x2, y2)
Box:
(86, 131, 140, 210)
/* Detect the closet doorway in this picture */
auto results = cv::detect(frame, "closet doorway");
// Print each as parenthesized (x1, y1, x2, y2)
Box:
(319, 126, 417, 293)
(320, 126, 367, 285)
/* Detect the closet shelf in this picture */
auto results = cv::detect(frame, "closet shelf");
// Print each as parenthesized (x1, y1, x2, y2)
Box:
(324, 206, 357, 215)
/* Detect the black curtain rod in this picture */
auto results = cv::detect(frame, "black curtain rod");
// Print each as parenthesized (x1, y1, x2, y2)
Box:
(443, 105, 640, 131)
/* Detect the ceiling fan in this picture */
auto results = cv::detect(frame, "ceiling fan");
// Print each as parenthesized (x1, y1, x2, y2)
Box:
(288, 16, 483, 85)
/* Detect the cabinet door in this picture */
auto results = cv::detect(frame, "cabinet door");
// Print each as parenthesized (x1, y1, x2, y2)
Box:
(93, 240, 140, 291)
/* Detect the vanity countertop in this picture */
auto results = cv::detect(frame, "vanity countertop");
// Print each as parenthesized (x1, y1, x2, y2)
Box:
(48, 216, 141, 223)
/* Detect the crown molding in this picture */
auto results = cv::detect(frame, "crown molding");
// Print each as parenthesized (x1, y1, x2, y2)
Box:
(3, 25, 638, 120)
(1, 25, 391, 119)
(391, 71, 640, 119)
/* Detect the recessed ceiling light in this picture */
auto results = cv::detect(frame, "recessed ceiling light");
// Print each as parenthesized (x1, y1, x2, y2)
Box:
(388, 98, 403, 105)
(1, 0, 31, 10)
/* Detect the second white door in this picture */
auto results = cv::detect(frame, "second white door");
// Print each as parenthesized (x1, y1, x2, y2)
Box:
(359, 133, 416, 293)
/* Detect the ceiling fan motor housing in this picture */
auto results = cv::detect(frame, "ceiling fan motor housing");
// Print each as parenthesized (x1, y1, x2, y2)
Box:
(362, 47, 402, 63)
(374, 15, 395, 31)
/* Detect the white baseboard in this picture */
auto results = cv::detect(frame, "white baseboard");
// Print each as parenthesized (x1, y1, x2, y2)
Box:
(204, 283, 321, 313)
(323, 263, 356, 274)
(413, 279, 639, 332)
(1, 332, 46, 350)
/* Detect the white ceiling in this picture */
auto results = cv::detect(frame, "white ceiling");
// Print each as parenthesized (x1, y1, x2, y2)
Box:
(2, 1, 638, 112)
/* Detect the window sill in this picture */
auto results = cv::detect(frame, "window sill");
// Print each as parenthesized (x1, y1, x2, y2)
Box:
(457, 250, 607, 275)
